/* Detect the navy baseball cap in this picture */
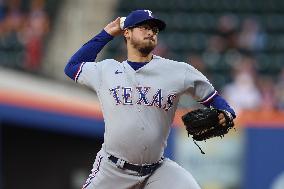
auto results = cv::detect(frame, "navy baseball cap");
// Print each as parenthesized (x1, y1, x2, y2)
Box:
(123, 10, 166, 31)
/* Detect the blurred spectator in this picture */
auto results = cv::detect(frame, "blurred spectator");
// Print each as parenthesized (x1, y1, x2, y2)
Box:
(238, 18, 266, 52)
(0, 0, 4, 21)
(275, 68, 284, 110)
(202, 14, 240, 70)
(222, 56, 262, 113)
(207, 35, 226, 53)
(0, 0, 25, 69)
(0, 0, 50, 72)
(257, 76, 277, 111)
(201, 36, 225, 68)
(188, 53, 205, 73)
(152, 39, 169, 57)
(22, 0, 50, 71)
(217, 14, 239, 51)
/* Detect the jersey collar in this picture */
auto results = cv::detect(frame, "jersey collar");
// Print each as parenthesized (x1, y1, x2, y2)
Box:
(123, 54, 161, 72)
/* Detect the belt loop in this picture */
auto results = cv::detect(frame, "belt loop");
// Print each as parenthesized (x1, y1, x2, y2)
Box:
(139, 165, 144, 175)
(116, 158, 125, 169)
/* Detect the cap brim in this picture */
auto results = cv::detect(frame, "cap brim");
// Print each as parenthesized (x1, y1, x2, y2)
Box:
(136, 18, 166, 31)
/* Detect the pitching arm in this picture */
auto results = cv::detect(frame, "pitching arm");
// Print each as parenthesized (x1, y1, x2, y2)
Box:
(64, 30, 113, 81)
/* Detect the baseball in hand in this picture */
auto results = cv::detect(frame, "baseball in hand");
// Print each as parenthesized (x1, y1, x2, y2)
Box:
(120, 17, 126, 30)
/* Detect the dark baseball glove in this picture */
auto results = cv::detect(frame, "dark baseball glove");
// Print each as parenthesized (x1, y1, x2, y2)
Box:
(182, 108, 234, 144)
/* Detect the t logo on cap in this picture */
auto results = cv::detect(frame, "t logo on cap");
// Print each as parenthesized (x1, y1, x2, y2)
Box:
(144, 10, 153, 17)
(122, 10, 166, 31)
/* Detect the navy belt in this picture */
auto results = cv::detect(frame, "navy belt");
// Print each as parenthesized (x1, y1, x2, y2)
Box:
(108, 155, 162, 176)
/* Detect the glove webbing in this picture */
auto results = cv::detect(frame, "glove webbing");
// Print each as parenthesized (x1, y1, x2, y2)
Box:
(192, 126, 232, 141)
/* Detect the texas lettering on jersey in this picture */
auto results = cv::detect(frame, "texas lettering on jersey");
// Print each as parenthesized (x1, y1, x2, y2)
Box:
(109, 86, 177, 111)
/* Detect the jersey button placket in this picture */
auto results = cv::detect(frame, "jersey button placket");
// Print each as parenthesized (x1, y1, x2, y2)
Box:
(134, 74, 146, 133)
(135, 75, 141, 112)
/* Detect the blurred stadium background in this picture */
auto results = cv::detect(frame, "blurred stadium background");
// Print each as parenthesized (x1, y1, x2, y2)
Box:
(1, 0, 284, 188)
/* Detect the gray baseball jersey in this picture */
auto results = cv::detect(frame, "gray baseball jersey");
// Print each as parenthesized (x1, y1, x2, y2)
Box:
(77, 55, 215, 164)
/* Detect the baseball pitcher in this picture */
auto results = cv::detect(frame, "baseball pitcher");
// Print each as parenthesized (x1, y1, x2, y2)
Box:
(65, 10, 236, 189)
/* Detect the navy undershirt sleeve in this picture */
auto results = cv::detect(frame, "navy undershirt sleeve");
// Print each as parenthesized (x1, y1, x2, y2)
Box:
(64, 30, 113, 80)
(204, 94, 236, 118)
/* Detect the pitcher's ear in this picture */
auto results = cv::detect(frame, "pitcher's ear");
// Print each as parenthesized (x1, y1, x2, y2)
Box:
(123, 29, 130, 39)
